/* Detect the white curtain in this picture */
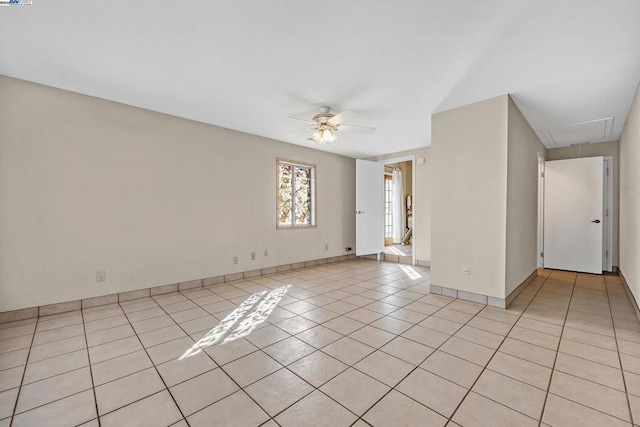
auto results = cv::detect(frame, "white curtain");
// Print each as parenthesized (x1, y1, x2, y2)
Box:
(392, 168, 405, 243)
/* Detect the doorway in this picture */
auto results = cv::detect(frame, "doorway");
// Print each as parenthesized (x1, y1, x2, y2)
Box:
(382, 157, 415, 264)
(539, 156, 613, 274)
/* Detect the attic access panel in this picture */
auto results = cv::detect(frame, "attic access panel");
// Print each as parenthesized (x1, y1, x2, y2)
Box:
(543, 117, 613, 147)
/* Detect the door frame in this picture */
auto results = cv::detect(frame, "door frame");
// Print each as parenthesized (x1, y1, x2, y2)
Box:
(381, 155, 416, 265)
(603, 156, 613, 272)
(538, 155, 614, 273)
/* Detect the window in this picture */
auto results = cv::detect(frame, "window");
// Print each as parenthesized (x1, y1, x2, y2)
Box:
(277, 159, 316, 228)
(384, 174, 393, 244)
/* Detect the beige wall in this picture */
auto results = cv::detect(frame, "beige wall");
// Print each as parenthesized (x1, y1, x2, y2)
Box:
(431, 95, 509, 298)
(368, 148, 431, 263)
(619, 82, 640, 303)
(546, 140, 620, 266)
(0, 76, 356, 311)
(505, 97, 547, 295)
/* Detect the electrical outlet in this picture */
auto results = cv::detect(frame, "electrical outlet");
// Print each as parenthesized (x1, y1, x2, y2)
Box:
(96, 270, 106, 282)
(264, 249, 268, 256)
(251, 252, 256, 261)
(324, 243, 328, 251)
(233, 256, 238, 265)
(344, 247, 352, 252)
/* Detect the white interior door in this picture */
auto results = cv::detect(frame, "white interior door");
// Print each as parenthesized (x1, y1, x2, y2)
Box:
(543, 157, 603, 274)
(356, 159, 384, 256)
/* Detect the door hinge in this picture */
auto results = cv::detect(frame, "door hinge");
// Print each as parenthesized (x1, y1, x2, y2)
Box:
(606, 250, 609, 258)
(540, 252, 544, 258)
(541, 172, 545, 178)
(606, 167, 609, 176)
(606, 208, 609, 217)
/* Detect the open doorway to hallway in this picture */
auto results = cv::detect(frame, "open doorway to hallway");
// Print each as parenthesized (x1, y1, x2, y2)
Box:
(383, 158, 414, 264)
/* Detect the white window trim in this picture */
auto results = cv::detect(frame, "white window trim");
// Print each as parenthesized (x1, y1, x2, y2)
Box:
(276, 158, 317, 230)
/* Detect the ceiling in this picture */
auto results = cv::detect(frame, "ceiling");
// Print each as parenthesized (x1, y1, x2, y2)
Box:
(1, 1, 639, 158)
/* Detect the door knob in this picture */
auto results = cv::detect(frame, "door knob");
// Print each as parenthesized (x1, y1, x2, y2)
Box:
(356, 210, 365, 215)
(592, 219, 601, 224)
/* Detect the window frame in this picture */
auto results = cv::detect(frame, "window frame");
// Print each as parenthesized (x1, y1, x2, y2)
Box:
(276, 158, 317, 230)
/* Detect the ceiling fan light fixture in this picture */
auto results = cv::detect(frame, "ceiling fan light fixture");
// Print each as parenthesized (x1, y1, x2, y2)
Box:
(311, 127, 337, 144)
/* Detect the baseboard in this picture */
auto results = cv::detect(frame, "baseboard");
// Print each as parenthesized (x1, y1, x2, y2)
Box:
(430, 269, 538, 309)
(620, 270, 640, 323)
(0, 253, 359, 324)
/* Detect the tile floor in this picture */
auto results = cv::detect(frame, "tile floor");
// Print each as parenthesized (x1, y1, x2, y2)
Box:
(1, 260, 640, 426)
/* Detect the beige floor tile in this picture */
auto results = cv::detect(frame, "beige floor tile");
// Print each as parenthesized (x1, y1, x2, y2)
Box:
(0, 324, 35, 342)
(146, 336, 196, 365)
(0, 387, 18, 419)
(138, 325, 187, 348)
(550, 370, 630, 421)
(499, 337, 557, 367)
(86, 324, 135, 347)
(275, 316, 317, 335)
(559, 338, 620, 368)
(370, 316, 413, 335)
(628, 394, 640, 425)
(170, 368, 239, 416)
(434, 308, 475, 324)
(16, 366, 93, 413)
(401, 325, 450, 348)
(563, 327, 617, 350)
(320, 368, 390, 416)
(452, 391, 538, 427)
(32, 324, 84, 347)
(420, 350, 483, 388)
(130, 315, 176, 335)
(126, 307, 165, 323)
(379, 336, 435, 365)
(275, 390, 357, 427)
(354, 350, 414, 387)
(0, 335, 35, 355)
(439, 337, 495, 367)
(88, 336, 143, 364)
(388, 307, 429, 324)
(223, 351, 282, 387)
(203, 337, 259, 366)
(23, 348, 88, 384)
(295, 325, 342, 349)
(0, 349, 29, 372)
(349, 325, 396, 348)
(156, 350, 217, 386)
(508, 326, 560, 351)
(487, 351, 551, 390)
(245, 368, 313, 416)
(263, 336, 316, 366)
(467, 316, 512, 335)
(621, 352, 640, 375)
(322, 316, 365, 335)
(11, 389, 96, 427)
(454, 325, 504, 350)
(418, 316, 463, 335)
(0, 366, 23, 393)
(515, 316, 563, 337)
(542, 393, 630, 427)
(30, 336, 88, 366)
(95, 367, 165, 415)
(300, 307, 340, 323)
(92, 350, 153, 386)
(472, 370, 546, 419)
(322, 336, 375, 365)
(396, 368, 467, 418)
(101, 390, 183, 427)
(404, 302, 441, 315)
(476, 307, 519, 326)
(187, 390, 269, 427)
(555, 352, 625, 391)
(288, 351, 348, 387)
(364, 389, 447, 427)
(84, 315, 129, 334)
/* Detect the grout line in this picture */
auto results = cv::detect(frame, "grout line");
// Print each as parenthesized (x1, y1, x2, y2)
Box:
(536, 273, 577, 427)
(605, 274, 635, 426)
(9, 316, 39, 427)
(117, 302, 192, 427)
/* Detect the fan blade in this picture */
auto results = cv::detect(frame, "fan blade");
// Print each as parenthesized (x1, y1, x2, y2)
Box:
(286, 116, 315, 125)
(328, 109, 358, 125)
(337, 124, 376, 134)
(281, 130, 312, 139)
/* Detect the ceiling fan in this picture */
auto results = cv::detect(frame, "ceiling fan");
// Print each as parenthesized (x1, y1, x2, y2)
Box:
(287, 106, 376, 145)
